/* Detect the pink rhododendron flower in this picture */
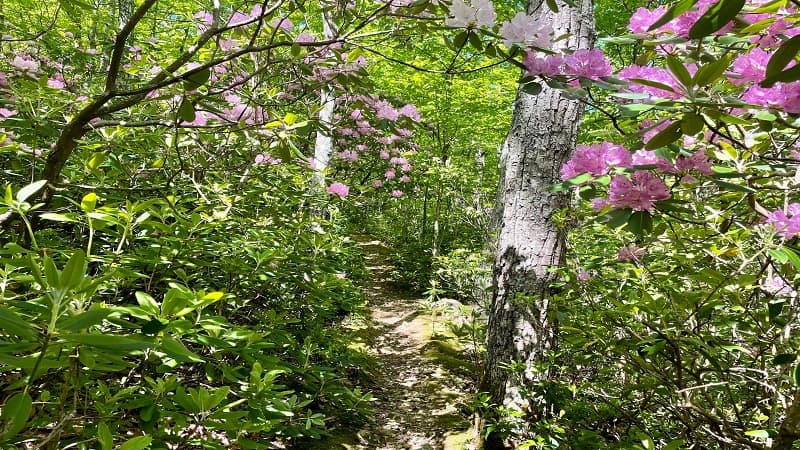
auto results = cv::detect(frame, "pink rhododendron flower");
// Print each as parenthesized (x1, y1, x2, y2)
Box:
(391, 190, 404, 198)
(375, 100, 398, 121)
(675, 150, 713, 175)
(47, 74, 66, 90)
(499, 12, 553, 49)
(11, 55, 39, 72)
(608, 171, 670, 211)
(563, 49, 612, 80)
(445, 0, 496, 28)
(327, 182, 349, 197)
(618, 65, 681, 99)
(400, 175, 411, 183)
(399, 104, 421, 121)
(379, 150, 390, 160)
(577, 270, 591, 282)
(561, 142, 631, 180)
(628, 6, 667, 33)
(339, 150, 359, 162)
(524, 54, 563, 77)
(766, 204, 800, 239)
(0, 108, 17, 118)
(729, 47, 772, 85)
(763, 274, 797, 298)
(295, 33, 316, 43)
(373, 180, 383, 188)
(591, 197, 610, 211)
(385, 169, 396, 180)
(618, 245, 646, 262)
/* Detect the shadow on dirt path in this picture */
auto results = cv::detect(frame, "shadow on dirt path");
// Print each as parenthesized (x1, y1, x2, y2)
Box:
(303, 237, 478, 450)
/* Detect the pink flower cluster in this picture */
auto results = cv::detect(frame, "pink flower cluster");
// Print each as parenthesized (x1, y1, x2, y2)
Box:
(327, 182, 350, 198)
(561, 142, 632, 180)
(525, 49, 612, 80)
(608, 171, 671, 211)
(628, 0, 733, 37)
(766, 204, 800, 239)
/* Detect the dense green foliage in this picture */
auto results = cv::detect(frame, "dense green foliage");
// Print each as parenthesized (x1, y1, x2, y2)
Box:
(3, 0, 800, 449)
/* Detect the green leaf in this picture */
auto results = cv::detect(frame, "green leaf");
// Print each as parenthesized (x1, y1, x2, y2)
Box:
(97, 422, 113, 450)
(605, 209, 632, 228)
(688, 0, 745, 39)
(39, 212, 76, 223)
(43, 256, 59, 289)
(58, 305, 111, 332)
(0, 392, 33, 440)
(178, 100, 196, 123)
(119, 435, 151, 450)
(765, 35, 800, 84)
(141, 319, 167, 335)
(453, 30, 468, 49)
(135, 292, 160, 316)
(663, 439, 686, 450)
(626, 211, 653, 236)
(521, 82, 542, 95)
(80, 192, 97, 212)
(645, 121, 682, 149)
(793, 364, 800, 386)
(183, 67, 210, 90)
(710, 178, 755, 193)
(667, 57, 693, 87)
(681, 113, 704, 135)
(15, 180, 46, 203)
(545, 0, 558, 12)
(0, 307, 37, 340)
(773, 353, 797, 365)
(745, 429, 770, 439)
(60, 250, 85, 290)
(783, 246, 800, 270)
(87, 152, 107, 171)
(649, 0, 698, 31)
(693, 55, 733, 86)
(761, 64, 800, 87)
(160, 335, 204, 363)
(628, 78, 676, 94)
(62, 333, 153, 351)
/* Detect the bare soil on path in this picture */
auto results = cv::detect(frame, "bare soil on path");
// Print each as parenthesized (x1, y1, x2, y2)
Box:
(305, 237, 477, 450)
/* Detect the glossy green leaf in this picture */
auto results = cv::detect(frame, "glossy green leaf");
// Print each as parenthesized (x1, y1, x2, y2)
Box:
(15, 180, 46, 203)
(0, 392, 32, 440)
(119, 435, 151, 450)
(60, 250, 85, 290)
(97, 422, 113, 450)
(0, 307, 37, 340)
(667, 57, 693, 87)
(645, 121, 682, 149)
(764, 34, 800, 84)
(688, 0, 745, 39)
(80, 192, 97, 212)
(626, 211, 653, 236)
(58, 305, 111, 332)
(62, 333, 153, 351)
(649, 0, 698, 31)
(178, 99, 196, 123)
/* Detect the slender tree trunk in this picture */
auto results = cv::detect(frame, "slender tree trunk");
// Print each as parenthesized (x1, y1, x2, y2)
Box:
(311, 6, 339, 189)
(482, 0, 595, 444)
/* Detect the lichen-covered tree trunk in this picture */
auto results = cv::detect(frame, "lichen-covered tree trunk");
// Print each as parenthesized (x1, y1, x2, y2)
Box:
(483, 0, 595, 429)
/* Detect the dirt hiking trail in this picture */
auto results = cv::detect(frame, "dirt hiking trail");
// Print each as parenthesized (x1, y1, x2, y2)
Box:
(306, 237, 478, 450)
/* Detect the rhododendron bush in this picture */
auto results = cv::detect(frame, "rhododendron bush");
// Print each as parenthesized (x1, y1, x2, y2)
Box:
(438, 0, 800, 446)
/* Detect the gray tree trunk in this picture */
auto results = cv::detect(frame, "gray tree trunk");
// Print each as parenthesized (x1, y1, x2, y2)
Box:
(482, 0, 595, 430)
(311, 6, 339, 188)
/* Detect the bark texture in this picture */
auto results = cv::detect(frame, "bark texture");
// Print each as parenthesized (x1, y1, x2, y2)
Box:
(311, 6, 339, 188)
(483, 0, 595, 418)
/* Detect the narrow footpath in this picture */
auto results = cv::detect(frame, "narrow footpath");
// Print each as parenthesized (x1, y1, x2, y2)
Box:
(312, 237, 477, 449)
